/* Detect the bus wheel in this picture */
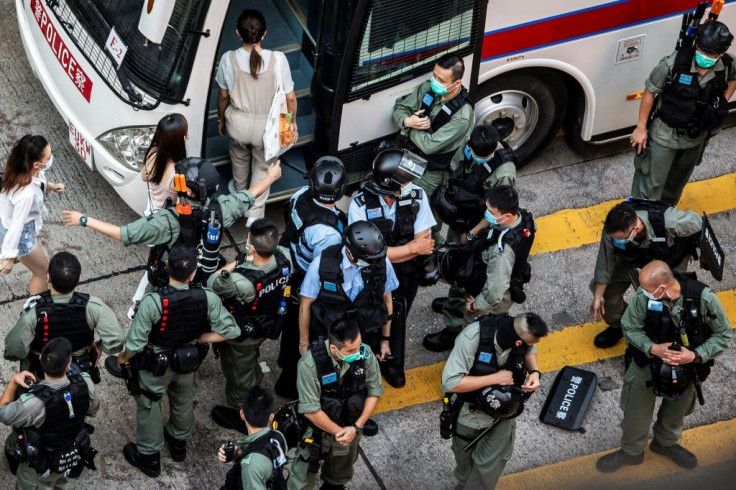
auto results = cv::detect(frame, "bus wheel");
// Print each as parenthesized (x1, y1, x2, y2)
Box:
(475, 73, 567, 167)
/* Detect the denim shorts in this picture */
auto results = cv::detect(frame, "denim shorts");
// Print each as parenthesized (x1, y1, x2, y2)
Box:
(0, 220, 37, 258)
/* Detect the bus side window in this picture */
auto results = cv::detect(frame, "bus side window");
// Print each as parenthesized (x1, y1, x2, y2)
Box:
(347, 0, 482, 100)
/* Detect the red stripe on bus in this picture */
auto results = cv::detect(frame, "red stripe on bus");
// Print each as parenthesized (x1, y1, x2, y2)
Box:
(481, 0, 709, 60)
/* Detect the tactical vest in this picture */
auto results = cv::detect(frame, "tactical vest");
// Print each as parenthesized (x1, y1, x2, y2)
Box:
(461, 209, 535, 301)
(148, 286, 209, 349)
(147, 201, 224, 287)
(310, 245, 388, 338)
(223, 431, 288, 490)
(311, 339, 367, 427)
(357, 189, 421, 276)
(281, 189, 347, 273)
(224, 250, 291, 340)
(407, 87, 472, 171)
(30, 375, 90, 451)
(656, 47, 732, 134)
(458, 314, 528, 403)
(434, 142, 518, 232)
(629, 273, 711, 366)
(613, 198, 699, 268)
(30, 291, 94, 354)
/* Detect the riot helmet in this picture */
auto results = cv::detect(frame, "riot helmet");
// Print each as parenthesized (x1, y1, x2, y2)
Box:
(271, 402, 305, 450)
(476, 385, 525, 419)
(417, 253, 441, 287)
(651, 358, 693, 400)
(309, 156, 347, 204)
(174, 157, 220, 201)
(696, 21, 733, 54)
(365, 149, 427, 196)
(344, 221, 387, 265)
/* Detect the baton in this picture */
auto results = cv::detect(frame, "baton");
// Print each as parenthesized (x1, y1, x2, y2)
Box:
(462, 417, 503, 452)
(709, 0, 725, 20)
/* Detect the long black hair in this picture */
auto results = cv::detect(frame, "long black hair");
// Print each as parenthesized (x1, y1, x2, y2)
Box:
(237, 9, 267, 79)
(1, 135, 48, 193)
(144, 113, 188, 184)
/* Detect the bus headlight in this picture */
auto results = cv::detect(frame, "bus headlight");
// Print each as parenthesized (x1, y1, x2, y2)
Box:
(98, 126, 155, 171)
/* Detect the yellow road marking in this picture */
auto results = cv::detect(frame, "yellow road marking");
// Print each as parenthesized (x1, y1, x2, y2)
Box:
(497, 418, 736, 489)
(531, 172, 736, 255)
(375, 290, 736, 414)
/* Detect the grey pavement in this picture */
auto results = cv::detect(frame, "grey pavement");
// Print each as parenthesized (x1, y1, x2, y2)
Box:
(1, 1, 736, 488)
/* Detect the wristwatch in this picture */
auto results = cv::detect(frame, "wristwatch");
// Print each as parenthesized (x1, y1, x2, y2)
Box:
(79, 214, 88, 227)
(465, 232, 477, 242)
(352, 423, 363, 435)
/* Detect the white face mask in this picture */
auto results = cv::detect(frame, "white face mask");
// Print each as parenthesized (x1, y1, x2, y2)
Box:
(400, 185, 413, 198)
(39, 155, 54, 171)
(355, 258, 371, 268)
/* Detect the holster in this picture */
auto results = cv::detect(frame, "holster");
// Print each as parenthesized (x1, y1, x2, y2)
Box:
(626, 347, 651, 368)
(301, 431, 323, 474)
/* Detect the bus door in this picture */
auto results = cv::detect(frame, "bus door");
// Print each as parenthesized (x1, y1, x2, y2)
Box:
(203, 0, 317, 199)
(309, 0, 488, 184)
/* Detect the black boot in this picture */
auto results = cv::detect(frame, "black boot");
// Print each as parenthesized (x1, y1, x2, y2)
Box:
(211, 405, 247, 435)
(123, 443, 160, 477)
(596, 450, 643, 473)
(380, 359, 406, 388)
(163, 428, 187, 461)
(650, 440, 698, 469)
(594, 326, 623, 348)
(431, 297, 449, 314)
(422, 328, 460, 352)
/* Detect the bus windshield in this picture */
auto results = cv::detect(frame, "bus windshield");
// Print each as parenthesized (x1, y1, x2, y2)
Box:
(47, 0, 209, 109)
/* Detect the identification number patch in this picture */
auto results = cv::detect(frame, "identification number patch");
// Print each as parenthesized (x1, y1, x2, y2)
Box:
(323, 282, 337, 292)
(647, 299, 663, 312)
(478, 352, 492, 363)
(679, 74, 693, 85)
(367, 208, 382, 219)
(321, 372, 337, 385)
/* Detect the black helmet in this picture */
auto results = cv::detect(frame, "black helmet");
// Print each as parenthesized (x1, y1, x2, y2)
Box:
(417, 253, 441, 287)
(696, 21, 733, 54)
(174, 157, 220, 201)
(344, 221, 386, 265)
(476, 385, 525, 419)
(365, 149, 427, 196)
(651, 358, 692, 400)
(271, 402, 305, 450)
(437, 243, 465, 285)
(309, 156, 347, 204)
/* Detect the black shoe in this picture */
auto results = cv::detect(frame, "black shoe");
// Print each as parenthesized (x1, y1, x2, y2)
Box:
(596, 450, 644, 473)
(274, 376, 299, 401)
(422, 328, 460, 352)
(362, 419, 379, 437)
(380, 363, 406, 389)
(104, 355, 124, 378)
(319, 483, 345, 490)
(594, 326, 623, 348)
(123, 443, 160, 478)
(211, 405, 247, 435)
(163, 428, 187, 462)
(650, 440, 698, 469)
(431, 297, 449, 314)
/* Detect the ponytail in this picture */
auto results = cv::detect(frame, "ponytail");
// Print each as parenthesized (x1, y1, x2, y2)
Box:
(236, 9, 267, 80)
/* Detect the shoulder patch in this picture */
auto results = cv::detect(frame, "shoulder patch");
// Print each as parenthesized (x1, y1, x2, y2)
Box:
(353, 194, 366, 206)
(19, 393, 35, 403)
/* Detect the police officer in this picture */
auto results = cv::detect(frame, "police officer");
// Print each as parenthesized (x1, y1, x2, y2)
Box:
(115, 245, 241, 477)
(289, 318, 384, 490)
(61, 158, 281, 288)
(5, 251, 124, 379)
(348, 148, 435, 315)
(430, 125, 518, 332)
(276, 156, 348, 399)
(209, 219, 292, 432)
(441, 313, 548, 489)
(298, 221, 401, 387)
(392, 53, 475, 242)
(0, 338, 99, 489)
(590, 199, 703, 348)
(630, 21, 736, 205)
(596, 260, 731, 473)
(217, 387, 288, 490)
(424, 185, 535, 352)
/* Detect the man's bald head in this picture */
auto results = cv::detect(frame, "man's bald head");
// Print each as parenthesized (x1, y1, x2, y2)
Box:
(639, 260, 674, 288)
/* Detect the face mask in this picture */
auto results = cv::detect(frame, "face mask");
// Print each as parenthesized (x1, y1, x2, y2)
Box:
(642, 285, 669, 301)
(430, 76, 450, 96)
(40, 155, 54, 171)
(465, 145, 493, 164)
(355, 258, 371, 268)
(695, 51, 718, 69)
(400, 185, 413, 198)
(484, 209, 499, 225)
(611, 236, 632, 250)
(335, 346, 363, 364)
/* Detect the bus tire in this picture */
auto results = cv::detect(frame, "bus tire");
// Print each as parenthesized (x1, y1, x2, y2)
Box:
(475, 72, 567, 167)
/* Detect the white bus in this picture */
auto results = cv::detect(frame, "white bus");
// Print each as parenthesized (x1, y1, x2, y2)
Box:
(16, 0, 736, 215)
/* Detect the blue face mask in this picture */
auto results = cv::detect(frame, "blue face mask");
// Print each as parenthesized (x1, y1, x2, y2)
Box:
(430, 76, 450, 96)
(695, 51, 718, 69)
(611, 237, 632, 250)
(484, 209, 499, 225)
(465, 145, 493, 164)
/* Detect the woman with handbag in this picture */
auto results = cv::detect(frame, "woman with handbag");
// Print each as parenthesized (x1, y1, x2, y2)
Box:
(1, 135, 65, 294)
(215, 9, 297, 225)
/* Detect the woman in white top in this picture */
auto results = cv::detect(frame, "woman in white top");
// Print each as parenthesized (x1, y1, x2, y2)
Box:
(215, 9, 297, 225)
(0, 135, 65, 294)
(129, 113, 189, 318)
(140, 113, 188, 211)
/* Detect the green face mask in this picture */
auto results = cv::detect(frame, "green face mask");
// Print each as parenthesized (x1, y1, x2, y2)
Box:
(430, 76, 450, 95)
(695, 51, 718, 69)
(335, 346, 363, 364)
